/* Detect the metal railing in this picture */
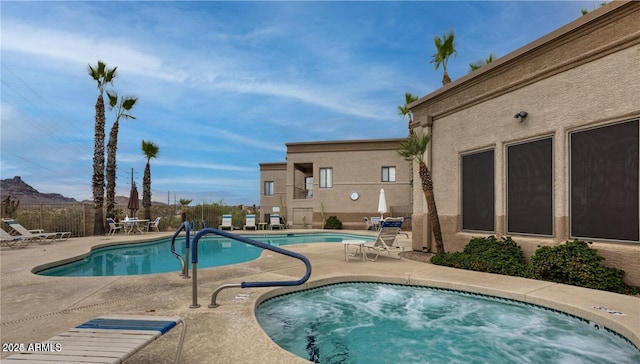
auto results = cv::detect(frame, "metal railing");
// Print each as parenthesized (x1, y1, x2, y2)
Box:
(187, 227, 312, 308)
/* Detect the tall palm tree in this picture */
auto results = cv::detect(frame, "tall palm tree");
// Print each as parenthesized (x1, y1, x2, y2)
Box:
(397, 92, 419, 135)
(105, 92, 138, 218)
(468, 53, 496, 72)
(398, 132, 444, 253)
(430, 30, 457, 86)
(88, 61, 117, 235)
(141, 140, 159, 220)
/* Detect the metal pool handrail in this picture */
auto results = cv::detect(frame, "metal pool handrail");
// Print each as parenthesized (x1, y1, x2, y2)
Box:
(189, 228, 312, 309)
(170, 222, 192, 278)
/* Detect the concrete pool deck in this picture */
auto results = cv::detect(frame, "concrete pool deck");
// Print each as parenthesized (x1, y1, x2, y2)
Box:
(1, 230, 638, 363)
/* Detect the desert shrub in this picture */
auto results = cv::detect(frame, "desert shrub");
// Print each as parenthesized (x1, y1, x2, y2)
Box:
(529, 240, 636, 294)
(324, 215, 343, 229)
(431, 236, 528, 277)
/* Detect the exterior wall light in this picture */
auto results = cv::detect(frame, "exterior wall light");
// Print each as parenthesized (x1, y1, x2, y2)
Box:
(514, 111, 528, 122)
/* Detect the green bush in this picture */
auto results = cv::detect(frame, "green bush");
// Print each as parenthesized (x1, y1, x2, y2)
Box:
(431, 236, 528, 277)
(430, 236, 638, 295)
(529, 240, 636, 294)
(324, 215, 343, 229)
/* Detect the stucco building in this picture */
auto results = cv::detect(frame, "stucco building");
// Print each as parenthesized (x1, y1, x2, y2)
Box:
(260, 139, 412, 229)
(409, 1, 639, 285)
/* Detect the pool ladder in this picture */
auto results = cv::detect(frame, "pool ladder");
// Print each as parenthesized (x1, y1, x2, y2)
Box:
(170, 222, 193, 278)
(171, 225, 312, 308)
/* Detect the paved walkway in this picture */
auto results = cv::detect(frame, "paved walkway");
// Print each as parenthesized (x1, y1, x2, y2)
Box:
(1, 230, 638, 363)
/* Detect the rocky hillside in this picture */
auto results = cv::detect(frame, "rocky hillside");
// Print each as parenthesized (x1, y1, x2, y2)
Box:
(1, 176, 78, 204)
(1, 176, 165, 206)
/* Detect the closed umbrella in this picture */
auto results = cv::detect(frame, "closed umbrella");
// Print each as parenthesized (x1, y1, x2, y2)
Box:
(378, 188, 387, 219)
(127, 183, 140, 218)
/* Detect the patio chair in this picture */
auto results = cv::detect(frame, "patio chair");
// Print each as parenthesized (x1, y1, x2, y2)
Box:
(269, 214, 284, 230)
(1, 218, 62, 243)
(2, 314, 186, 364)
(146, 217, 161, 232)
(107, 218, 123, 235)
(0, 227, 28, 248)
(370, 216, 382, 230)
(244, 214, 257, 230)
(219, 214, 233, 230)
(363, 217, 405, 261)
(364, 217, 374, 230)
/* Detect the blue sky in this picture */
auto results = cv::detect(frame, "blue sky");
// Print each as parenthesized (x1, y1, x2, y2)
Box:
(1, 1, 602, 206)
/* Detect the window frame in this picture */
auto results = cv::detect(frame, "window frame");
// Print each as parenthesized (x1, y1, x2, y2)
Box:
(460, 148, 495, 233)
(569, 119, 639, 243)
(505, 136, 554, 237)
(264, 181, 274, 196)
(381, 166, 396, 182)
(319, 167, 333, 189)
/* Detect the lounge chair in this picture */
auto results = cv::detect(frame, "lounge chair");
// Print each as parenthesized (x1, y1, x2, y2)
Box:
(244, 214, 257, 230)
(0, 228, 28, 248)
(3, 314, 186, 364)
(364, 217, 374, 230)
(269, 214, 284, 230)
(219, 214, 233, 230)
(146, 217, 161, 232)
(1, 218, 65, 243)
(363, 217, 405, 261)
(370, 216, 382, 230)
(107, 218, 123, 235)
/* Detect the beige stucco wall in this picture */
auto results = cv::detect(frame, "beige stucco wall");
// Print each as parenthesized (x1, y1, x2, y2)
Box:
(259, 163, 287, 224)
(286, 140, 412, 229)
(410, 2, 640, 286)
(260, 139, 412, 229)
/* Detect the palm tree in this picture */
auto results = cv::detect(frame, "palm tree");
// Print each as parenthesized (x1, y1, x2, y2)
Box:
(178, 198, 193, 222)
(105, 92, 138, 218)
(430, 30, 457, 86)
(88, 61, 117, 235)
(398, 92, 419, 135)
(141, 140, 159, 220)
(468, 53, 496, 72)
(398, 132, 444, 253)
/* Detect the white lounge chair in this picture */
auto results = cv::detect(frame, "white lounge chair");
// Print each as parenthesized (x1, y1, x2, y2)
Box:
(243, 214, 257, 230)
(1, 227, 28, 248)
(363, 217, 405, 261)
(3, 314, 186, 364)
(364, 217, 374, 230)
(146, 217, 161, 232)
(269, 214, 284, 230)
(2, 218, 65, 243)
(370, 216, 382, 230)
(219, 214, 233, 230)
(107, 218, 123, 235)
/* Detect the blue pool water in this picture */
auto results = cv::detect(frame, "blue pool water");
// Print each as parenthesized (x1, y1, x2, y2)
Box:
(37, 233, 373, 277)
(256, 282, 640, 364)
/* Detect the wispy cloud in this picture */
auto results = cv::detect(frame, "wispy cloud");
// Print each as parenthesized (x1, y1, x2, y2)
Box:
(1, 1, 600, 205)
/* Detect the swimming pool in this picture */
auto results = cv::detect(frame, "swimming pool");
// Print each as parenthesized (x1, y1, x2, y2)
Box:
(256, 282, 640, 363)
(37, 233, 374, 277)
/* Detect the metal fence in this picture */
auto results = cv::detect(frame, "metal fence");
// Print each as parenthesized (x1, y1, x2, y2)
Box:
(3, 203, 253, 238)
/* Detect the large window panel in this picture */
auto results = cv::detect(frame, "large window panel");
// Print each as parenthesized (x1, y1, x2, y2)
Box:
(461, 149, 495, 231)
(507, 138, 553, 235)
(570, 120, 639, 242)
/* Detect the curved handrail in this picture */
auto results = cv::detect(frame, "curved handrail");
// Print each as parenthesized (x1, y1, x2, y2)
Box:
(189, 228, 312, 308)
(170, 222, 192, 278)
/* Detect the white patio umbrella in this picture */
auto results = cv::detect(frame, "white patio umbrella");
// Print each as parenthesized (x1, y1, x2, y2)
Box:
(377, 188, 387, 219)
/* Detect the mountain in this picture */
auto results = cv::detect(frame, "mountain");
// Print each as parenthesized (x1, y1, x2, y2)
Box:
(0, 176, 168, 206)
(1, 176, 78, 204)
